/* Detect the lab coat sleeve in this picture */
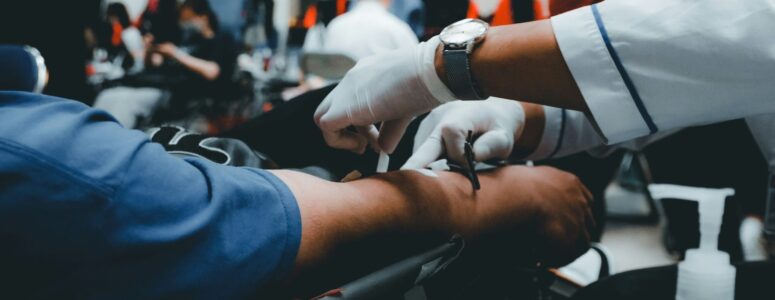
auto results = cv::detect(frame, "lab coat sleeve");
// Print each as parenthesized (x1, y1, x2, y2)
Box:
(524, 105, 678, 160)
(524, 106, 604, 160)
(551, 0, 775, 144)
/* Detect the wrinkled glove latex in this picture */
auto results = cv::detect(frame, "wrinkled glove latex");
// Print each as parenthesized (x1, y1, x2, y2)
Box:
(402, 98, 525, 169)
(314, 36, 456, 154)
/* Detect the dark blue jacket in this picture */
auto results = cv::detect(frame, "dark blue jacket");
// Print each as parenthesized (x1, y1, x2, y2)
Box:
(0, 92, 301, 299)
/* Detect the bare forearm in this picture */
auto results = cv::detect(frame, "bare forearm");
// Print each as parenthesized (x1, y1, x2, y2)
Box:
(268, 165, 591, 296)
(512, 102, 546, 157)
(267, 169, 456, 296)
(271, 166, 557, 272)
(269, 169, 455, 274)
(173, 52, 220, 81)
(436, 20, 588, 112)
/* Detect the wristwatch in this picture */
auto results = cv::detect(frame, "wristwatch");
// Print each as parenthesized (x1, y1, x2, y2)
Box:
(439, 18, 489, 100)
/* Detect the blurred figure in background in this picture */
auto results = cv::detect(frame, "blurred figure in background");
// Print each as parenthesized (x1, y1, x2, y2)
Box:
(322, 0, 418, 62)
(294, 0, 419, 97)
(139, 0, 181, 45)
(94, 0, 230, 129)
(86, 2, 144, 79)
(389, 0, 425, 39)
(152, 0, 222, 81)
(105, 2, 145, 72)
(103, 3, 133, 61)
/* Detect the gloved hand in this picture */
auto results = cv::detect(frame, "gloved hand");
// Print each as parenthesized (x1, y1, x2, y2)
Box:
(314, 37, 457, 154)
(402, 98, 525, 169)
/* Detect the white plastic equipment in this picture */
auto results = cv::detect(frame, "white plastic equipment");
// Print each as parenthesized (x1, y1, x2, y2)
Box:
(648, 184, 736, 300)
(377, 151, 389, 173)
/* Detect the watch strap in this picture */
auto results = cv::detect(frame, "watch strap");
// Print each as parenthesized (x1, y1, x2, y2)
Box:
(443, 48, 487, 100)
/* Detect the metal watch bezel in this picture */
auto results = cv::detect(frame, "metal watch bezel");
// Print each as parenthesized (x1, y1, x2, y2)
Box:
(439, 18, 489, 51)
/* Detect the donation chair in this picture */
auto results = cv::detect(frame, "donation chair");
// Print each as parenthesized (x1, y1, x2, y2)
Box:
(0, 45, 47, 93)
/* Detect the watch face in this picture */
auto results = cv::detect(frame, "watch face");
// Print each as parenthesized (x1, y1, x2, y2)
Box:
(440, 19, 488, 47)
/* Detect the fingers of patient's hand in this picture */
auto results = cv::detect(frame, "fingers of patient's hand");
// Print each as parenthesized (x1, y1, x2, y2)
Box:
(541, 223, 585, 267)
(554, 210, 591, 266)
(321, 129, 368, 154)
(472, 130, 514, 162)
(537, 171, 594, 266)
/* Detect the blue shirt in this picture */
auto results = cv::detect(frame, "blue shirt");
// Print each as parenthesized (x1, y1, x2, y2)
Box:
(0, 92, 301, 298)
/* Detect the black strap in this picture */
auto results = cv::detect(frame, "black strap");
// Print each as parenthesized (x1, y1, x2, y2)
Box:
(443, 48, 487, 100)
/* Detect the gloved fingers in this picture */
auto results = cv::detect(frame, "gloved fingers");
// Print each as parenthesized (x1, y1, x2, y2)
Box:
(441, 125, 468, 165)
(315, 85, 373, 133)
(320, 128, 369, 154)
(413, 113, 440, 153)
(356, 125, 380, 152)
(313, 93, 333, 127)
(401, 131, 444, 169)
(472, 130, 514, 162)
(377, 117, 414, 154)
(316, 104, 354, 134)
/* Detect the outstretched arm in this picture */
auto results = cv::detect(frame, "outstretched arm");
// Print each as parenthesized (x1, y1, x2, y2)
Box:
(436, 20, 587, 112)
(270, 165, 593, 294)
(0, 92, 591, 299)
(155, 42, 221, 81)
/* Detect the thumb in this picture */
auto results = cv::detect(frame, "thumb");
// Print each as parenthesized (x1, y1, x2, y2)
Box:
(472, 130, 514, 162)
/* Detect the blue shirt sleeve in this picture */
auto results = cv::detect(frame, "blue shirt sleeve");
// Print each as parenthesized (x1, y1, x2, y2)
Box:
(0, 91, 301, 298)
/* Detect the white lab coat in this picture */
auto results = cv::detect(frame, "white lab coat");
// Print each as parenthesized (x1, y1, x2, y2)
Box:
(524, 106, 676, 160)
(322, 1, 419, 61)
(550, 0, 775, 144)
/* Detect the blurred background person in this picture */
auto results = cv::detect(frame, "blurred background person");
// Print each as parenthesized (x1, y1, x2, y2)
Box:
(98, 3, 144, 72)
(138, 0, 181, 45)
(93, 0, 232, 129)
(321, 0, 418, 62)
(294, 0, 419, 96)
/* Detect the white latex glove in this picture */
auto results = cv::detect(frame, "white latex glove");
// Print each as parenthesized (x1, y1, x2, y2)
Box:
(402, 98, 525, 169)
(313, 37, 456, 154)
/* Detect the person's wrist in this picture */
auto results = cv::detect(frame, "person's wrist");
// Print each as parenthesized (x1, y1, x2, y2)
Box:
(420, 37, 457, 104)
(434, 43, 450, 90)
(171, 48, 185, 60)
(513, 102, 526, 142)
(511, 102, 544, 159)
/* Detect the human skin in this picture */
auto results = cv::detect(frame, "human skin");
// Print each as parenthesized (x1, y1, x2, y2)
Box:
(450, 20, 585, 156)
(269, 164, 594, 293)
(435, 19, 589, 113)
(430, 20, 584, 157)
